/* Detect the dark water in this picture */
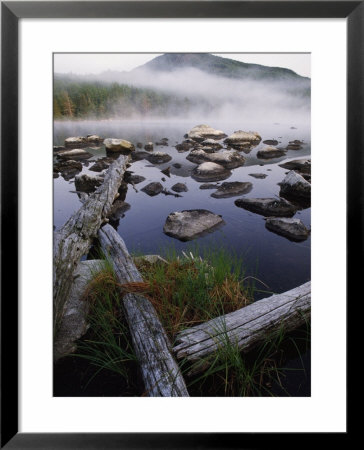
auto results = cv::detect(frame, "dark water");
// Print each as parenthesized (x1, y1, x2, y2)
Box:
(54, 119, 311, 297)
(54, 119, 311, 397)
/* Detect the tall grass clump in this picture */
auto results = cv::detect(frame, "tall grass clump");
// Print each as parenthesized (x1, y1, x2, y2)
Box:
(135, 244, 252, 339)
(73, 259, 138, 389)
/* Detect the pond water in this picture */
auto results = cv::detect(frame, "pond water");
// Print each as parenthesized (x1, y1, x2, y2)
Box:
(54, 119, 311, 299)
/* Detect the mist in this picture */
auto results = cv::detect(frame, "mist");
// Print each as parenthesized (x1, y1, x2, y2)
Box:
(55, 65, 310, 125)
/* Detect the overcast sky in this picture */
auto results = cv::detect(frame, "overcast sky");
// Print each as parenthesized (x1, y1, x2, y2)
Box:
(54, 53, 311, 78)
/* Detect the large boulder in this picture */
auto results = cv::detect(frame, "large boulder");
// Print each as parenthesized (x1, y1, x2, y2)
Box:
(265, 217, 310, 241)
(163, 209, 224, 241)
(64, 136, 88, 148)
(257, 146, 287, 159)
(191, 162, 231, 182)
(147, 152, 172, 164)
(224, 130, 261, 150)
(186, 124, 227, 142)
(235, 197, 297, 217)
(141, 182, 164, 196)
(75, 173, 103, 193)
(211, 182, 252, 199)
(104, 138, 135, 153)
(279, 170, 311, 201)
(57, 149, 92, 160)
(186, 149, 245, 169)
(279, 158, 311, 174)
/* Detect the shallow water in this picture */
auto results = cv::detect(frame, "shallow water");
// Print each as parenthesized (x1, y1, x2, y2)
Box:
(54, 119, 311, 299)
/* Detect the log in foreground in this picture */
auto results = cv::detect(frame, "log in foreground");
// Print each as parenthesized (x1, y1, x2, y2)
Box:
(173, 282, 311, 375)
(98, 224, 189, 397)
(53, 155, 130, 335)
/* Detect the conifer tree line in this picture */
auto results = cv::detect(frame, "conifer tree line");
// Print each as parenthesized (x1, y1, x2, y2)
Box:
(53, 78, 194, 119)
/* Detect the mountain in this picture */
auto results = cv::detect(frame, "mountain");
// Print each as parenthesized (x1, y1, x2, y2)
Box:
(133, 53, 309, 82)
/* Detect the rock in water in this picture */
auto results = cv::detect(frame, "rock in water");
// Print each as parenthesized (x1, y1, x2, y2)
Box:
(75, 173, 103, 193)
(186, 149, 245, 169)
(104, 138, 135, 153)
(257, 146, 286, 159)
(248, 173, 268, 179)
(86, 134, 103, 144)
(57, 149, 92, 160)
(141, 182, 164, 196)
(163, 209, 224, 241)
(279, 170, 311, 201)
(211, 182, 252, 199)
(235, 197, 297, 217)
(64, 136, 88, 148)
(147, 152, 172, 164)
(124, 172, 146, 184)
(144, 142, 154, 151)
(171, 183, 188, 193)
(263, 139, 279, 146)
(186, 124, 227, 142)
(265, 217, 310, 241)
(224, 130, 261, 150)
(192, 162, 231, 182)
(278, 158, 311, 174)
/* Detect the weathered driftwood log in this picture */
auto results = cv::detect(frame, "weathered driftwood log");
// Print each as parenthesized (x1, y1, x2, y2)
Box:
(173, 282, 311, 375)
(54, 259, 106, 362)
(98, 224, 189, 397)
(53, 155, 130, 335)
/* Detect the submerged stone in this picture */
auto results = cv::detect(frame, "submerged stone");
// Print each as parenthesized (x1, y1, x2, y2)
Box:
(265, 217, 310, 241)
(211, 182, 252, 199)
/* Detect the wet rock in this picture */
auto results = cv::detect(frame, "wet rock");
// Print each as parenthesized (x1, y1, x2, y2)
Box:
(124, 172, 146, 185)
(86, 134, 103, 144)
(155, 138, 168, 146)
(235, 197, 297, 217)
(54, 160, 82, 180)
(279, 170, 311, 201)
(279, 158, 311, 174)
(249, 173, 268, 179)
(109, 200, 131, 220)
(161, 167, 171, 177)
(175, 141, 195, 152)
(263, 139, 279, 146)
(199, 183, 220, 190)
(201, 139, 223, 150)
(211, 182, 252, 199)
(192, 162, 231, 182)
(89, 158, 111, 172)
(131, 151, 150, 161)
(163, 209, 224, 241)
(171, 183, 188, 193)
(64, 136, 88, 148)
(224, 130, 261, 150)
(75, 173, 103, 193)
(53, 145, 65, 153)
(57, 149, 93, 160)
(141, 182, 164, 196)
(144, 142, 154, 151)
(186, 124, 227, 142)
(147, 152, 172, 164)
(104, 138, 135, 153)
(173, 163, 182, 169)
(257, 146, 286, 159)
(265, 217, 310, 241)
(186, 149, 245, 169)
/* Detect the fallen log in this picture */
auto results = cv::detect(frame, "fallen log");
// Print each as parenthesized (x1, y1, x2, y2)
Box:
(53, 155, 130, 335)
(98, 224, 189, 397)
(173, 282, 311, 375)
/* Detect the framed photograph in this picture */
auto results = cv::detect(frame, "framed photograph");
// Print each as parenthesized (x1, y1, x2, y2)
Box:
(2, 1, 358, 448)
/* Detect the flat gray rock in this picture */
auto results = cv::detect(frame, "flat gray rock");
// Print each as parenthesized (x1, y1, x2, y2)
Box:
(235, 197, 297, 217)
(211, 182, 252, 199)
(265, 217, 310, 241)
(57, 148, 93, 160)
(279, 158, 311, 174)
(163, 209, 224, 241)
(64, 136, 88, 148)
(186, 149, 245, 169)
(199, 183, 220, 190)
(186, 124, 227, 142)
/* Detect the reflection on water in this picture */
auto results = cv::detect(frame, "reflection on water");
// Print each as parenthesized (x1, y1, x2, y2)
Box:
(54, 120, 311, 298)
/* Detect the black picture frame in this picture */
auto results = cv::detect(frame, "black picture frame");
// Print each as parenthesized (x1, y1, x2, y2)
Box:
(1, 1, 358, 448)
